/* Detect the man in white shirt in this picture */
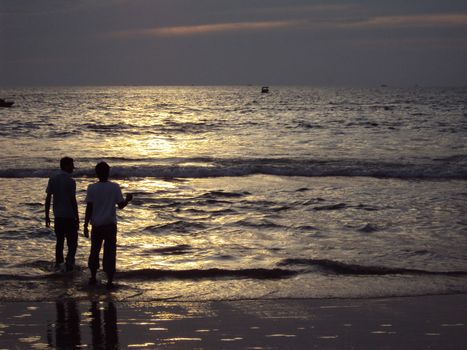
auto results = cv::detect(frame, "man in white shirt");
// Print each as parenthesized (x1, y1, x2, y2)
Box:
(45, 157, 79, 271)
(84, 161, 132, 288)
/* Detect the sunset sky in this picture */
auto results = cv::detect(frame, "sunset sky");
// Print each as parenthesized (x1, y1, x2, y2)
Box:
(1, 0, 467, 86)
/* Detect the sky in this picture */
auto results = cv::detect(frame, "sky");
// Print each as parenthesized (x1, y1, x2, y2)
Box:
(1, 0, 467, 86)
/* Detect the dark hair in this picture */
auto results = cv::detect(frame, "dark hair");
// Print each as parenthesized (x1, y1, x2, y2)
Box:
(60, 157, 74, 171)
(95, 161, 110, 181)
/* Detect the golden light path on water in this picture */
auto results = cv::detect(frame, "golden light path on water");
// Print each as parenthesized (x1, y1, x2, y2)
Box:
(95, 114, 246, 160)
(97, 107, 246, 273)
(109, 177, 247, 272)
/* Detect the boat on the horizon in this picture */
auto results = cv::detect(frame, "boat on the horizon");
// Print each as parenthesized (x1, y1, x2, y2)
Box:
(0, 98, 14, 107)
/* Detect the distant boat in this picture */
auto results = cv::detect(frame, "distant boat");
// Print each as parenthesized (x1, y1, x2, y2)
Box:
(0, 98, 14, 107)
(261, 86, 269, 93)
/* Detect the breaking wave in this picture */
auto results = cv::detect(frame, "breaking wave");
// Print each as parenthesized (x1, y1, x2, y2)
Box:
(278, 258, 467, 276)
(0, 267, 297, 281)
(0, 156, 466, 179)
(117, 268, 297, 280)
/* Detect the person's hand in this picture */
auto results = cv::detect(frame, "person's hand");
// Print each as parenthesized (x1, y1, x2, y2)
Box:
(45, 216, 51, 228)
(126, 193, 133, 202)
(83, 225, 89, 238)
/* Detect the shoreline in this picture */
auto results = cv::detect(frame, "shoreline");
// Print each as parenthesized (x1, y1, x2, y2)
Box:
(1, 294, 466, 349)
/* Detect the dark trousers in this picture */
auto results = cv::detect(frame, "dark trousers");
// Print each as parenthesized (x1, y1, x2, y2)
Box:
(88, 224, 117, 278)
(54, 218, 78, 267)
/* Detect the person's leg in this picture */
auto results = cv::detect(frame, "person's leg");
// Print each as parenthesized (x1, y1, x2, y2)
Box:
(102, 225, 117, 287)
(88, 228, 104, 284)
(65, 219, 79, 271)
(54, 218, 65, 267)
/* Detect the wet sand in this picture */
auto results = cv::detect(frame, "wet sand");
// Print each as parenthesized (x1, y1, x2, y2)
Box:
(0, 294, 466, 349)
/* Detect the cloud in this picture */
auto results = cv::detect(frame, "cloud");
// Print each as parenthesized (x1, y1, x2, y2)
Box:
(110, 11, 467, 41)
(345, 13, 467, 28)
(350, 37, 467, 50)
(0, 0, 127, 16)
(111, 20, 304, 38)
(212, 3, 358, 17)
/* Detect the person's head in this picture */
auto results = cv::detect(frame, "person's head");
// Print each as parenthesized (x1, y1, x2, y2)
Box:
(95, 161, 110, 182)
(60, 157, 75, 173)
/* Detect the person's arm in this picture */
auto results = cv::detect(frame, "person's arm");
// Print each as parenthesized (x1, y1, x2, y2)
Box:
(45, 193, 52, 227)
(83, 202, 93, 238)
(117, 193, 133, 209)
(71, 181, 79, 223)
(118, 193, 133, 209)
(72, 197, 79, 223)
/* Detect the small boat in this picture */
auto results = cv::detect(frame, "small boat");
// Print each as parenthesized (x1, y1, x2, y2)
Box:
(0, 98, 14, 107)
(261, 86, 269, 93)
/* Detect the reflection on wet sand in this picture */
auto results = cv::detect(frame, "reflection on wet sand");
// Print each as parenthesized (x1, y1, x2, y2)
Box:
(47, 301, 81, 349)
(0, 295, 465, 349)
(46, 301, 118, 350)
(90, 302, 119, 350)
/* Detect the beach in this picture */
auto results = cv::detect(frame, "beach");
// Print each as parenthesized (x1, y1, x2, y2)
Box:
(1, 295, 467, 349)
(3, 0, 467, 346)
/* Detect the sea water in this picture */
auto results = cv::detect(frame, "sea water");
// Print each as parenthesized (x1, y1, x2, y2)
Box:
(0, 86, 466, 301)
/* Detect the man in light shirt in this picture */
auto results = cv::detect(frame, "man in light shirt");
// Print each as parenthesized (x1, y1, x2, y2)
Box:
(45, 157, 79, 271)
(84, 161, 132, 288)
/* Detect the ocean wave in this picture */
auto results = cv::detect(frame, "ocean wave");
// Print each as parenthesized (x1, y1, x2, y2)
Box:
(232, 219, 283, 229)
(312, 203, 347, 211)
(0, 260, 85, 280)
(117, 268, 297, 280)
(196, 190, 251, 198)
(357, 223, 379, 233)
(0, 157, 466, 179)
(144, 244, 192, 255)
(0, 267, 297, 281)
(3, 257, 467, 282)
(277, 258, 467, 276)
(143, 221, 207, 234)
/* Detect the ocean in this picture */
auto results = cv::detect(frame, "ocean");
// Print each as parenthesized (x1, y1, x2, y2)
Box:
(0, 86, 466, 302)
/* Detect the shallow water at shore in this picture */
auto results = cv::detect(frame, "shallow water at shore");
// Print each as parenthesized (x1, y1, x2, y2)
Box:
(0, 86, 466, 302)
(0, 175, 466, 301)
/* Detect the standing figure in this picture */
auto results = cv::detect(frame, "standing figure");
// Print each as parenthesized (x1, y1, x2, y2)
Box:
(45, 157, 79, 271)
(84, 161, 132, 288)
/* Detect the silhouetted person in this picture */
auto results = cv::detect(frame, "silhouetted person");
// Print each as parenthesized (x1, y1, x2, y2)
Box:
(84, 161, 132, 288)
(45, 157, 79, 271)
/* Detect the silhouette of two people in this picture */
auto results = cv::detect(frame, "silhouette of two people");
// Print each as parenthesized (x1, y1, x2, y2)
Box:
(45, 158, 132, 287)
